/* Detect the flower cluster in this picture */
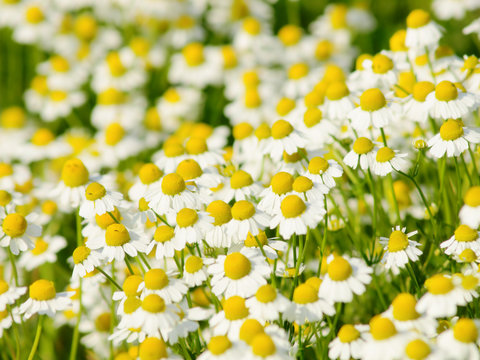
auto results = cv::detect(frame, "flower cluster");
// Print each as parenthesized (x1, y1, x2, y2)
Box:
(1, 0, 480, 359)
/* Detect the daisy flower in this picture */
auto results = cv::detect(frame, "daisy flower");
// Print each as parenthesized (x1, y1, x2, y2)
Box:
(379, 227, 422, 275)
(0, 280, 26, 311)
(319, 255, 372, 303)
(323, 81, 355, 121)
(138, 336, 182, 360)
(426, 81, 478, 120)
(218, 169, 263, 202)
(183, 255, 208, 287)
(128, 163, 164, 202)
(18, 235, 67, 271)
(71, 245, 103, 279)
(205, 200, 233, 248)
(258, 172, 294, 216)
(402, 81, 436, 124)
(270, 195, 326, 239)
(113, 275, 144, 311)
(99, 223, 147, 262)
(441, 224, 480, 256)
(246, 331, 292, 360)
(428, 119, 480, 158)
(291, 175, 328, 204)
(305, 156, 343, 189)
(245, 284, 290, 324)
(19, 279, 72, 319)
(242, 231, 287, 260)
(209, 295, 250, 338)
(40, 89, 86, 122)
(348, 88, 397, 131)
(372, 147, 408, 176)
(0, 211, 41, 255)
(454, 273, 479, 304)
(262, 119, 306, 161)
(437, 318, 480, 360)
(405, 9, 443, 50)
(328, 324, 368, 360)
(344, 137, 376, 170)
(416, 274, 464, 318)
(0, 307, 21, 338)
(167, 207, 213, 246)
(146, 173, 198, 215)
(147, 225, 183, 259)
(208, 247, 270, 298)
(284, 282, 335, 325)
(459, 186, 480, 229)
(228, 200, 270, 243)
(139, 268, 188, 304)
(175, 159, 222, 193)
(361, 316, 408, 360)
(136, 294, 180, 340)
(198, 335, 247, 359)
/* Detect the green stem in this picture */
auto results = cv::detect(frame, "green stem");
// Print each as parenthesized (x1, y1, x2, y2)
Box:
(69, 278, 82, 360)
(7, 248, 18, 286)
(388, 174, 401, 224)
(318, 199, 328, 276)
(138, 252, 151, 270)
(97, 267, 122, 290)
(27, 315, 44, 360)
(76, 209, 83, 246)
(124, 257, 135, 275)
(107, 211, 120, 224)
(7, 305, 20, 360)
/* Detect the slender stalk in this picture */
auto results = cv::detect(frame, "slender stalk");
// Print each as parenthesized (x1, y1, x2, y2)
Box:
(107, 211, 119, 224)
(69, 278, 83, 360)
(7, 248, 18, 286)
(124, 257, 135, 275)
(27, 315, 44, 360)
(97, 267, 122, 290)
(318, 199, 328, 276)
(7, 305, 20, 360)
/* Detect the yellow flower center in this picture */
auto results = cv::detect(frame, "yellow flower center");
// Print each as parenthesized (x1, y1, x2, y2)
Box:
(360, 88, 386, 111)
(207, 200, 232, 225)
(413, 81, 435, 102)
(405, 339, 431, 360)
(464, 186, 480, 207)
(240, 319, 264, 344)
(288, 63, 309, 80)
(459, 248, 477, 262)
(50, 55, 69, 72)
(32, 238, 49, 255)
(392, 293, 420, 321)
(141, 294, 166, 313)
(223, 296, 249, 320)
(326, 81, 349, 101)
(0, 191, 11, 207)
(95, 208, 120, 229)
(245, 231, 268, 247)
(255, 123, 271, 140)
(185, 137, 208, 155)
(255, 284, 277, 303)
(304, 89, 324, 107)
(182, 43, 204, 66)
(435, 81, 458, 101)
(105, 224, 130, 246)
(74, 14, 97, 41)
(376, 147, 395, 163)
(144, 269, 169, 290)
(185, 256, 203, 274)
(303, 108, 322, 128)
(454, 224, 478, 242)
(105, 123, 125, 146)
(390, 30, 407, 52)
(244, 88, 261, 108)
(271, 120, 293, 140)
(49, 90, 67, 102)
(153, 225, 174, 243)
(106, 52, 126, 77)
(276, 98, 295, 117)
(353, 137, 374, 155)
(308, 157, 329, 174)
(243, 71, 259, 88)
(356, 54, 373, 70)
(94, 312, 111, 332)
(0, 280, 9, 295)
(280, 195, 306, 218)
(270, 172, 293, 195)
(161, 173, 186, 196)
(230, 170, 253, 189)
(315, 40, 333, 61)
(139, 337, 167, 360)
(233, 123, 254, 140)
(453, 318, 478, 343)
(85, 182, 106, 201)
(407, 9, 431, 29)
(439, 119, 464, 141)
(208, 336, 231, 355)
(370, 316, 397, 340)
(242, 17, 260, 35)
(123, 296, 141, 314)
(222, 45, 237, 69)
(330, 4, 347, 29)
(0, 163, 13, 178)
(98, 88, 126, 105)
(61, 158, 89, 187)
(2, 213, 27, 238)
(176, 160, 202, 182)
(251, 333, 276, 357)
(122, 275, 143, 297)
(338, 324, 360, 343)
(163, 88, 181, 103)
(25, 6, 44, 24)
(73, 245, 91, 264)
(29, 279, 56, 301)
(328, 256, 352, 281)
(292, 176, 313, 193)
(293, 283, 318, 304)
(130, 37, 150, 57)
(425, 274, 453, 295)
(32, 128, 55, 146)
(176, 208, 198, 227)
(224, 252, 251, 279)
(278, 24, 301, 46)
(372, 54, 393, 74)
(388, 230, 409, 252)
(1, 107, 25, 128)
(231, 200, 255, 220)
(144, 107, 162, 131)
(138, 163, 162, 185)
(461, 274, 478, 290)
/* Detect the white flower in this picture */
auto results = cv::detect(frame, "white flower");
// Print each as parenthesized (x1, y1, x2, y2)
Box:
(328, 324, 368, 360)
(18, 235, 67, 271)
(428, 119, 480, 158)
(245, 284, 290, 324)
(379, 227, 422, 275)
(71, 245, 103, 279)
(405, 9, 443, 49)
(426, 81, 478, 120)
(372, 147, 408, 176)
(459, 186, 480, 229)
(0, 280, 26, 311)
(344, 137, 376, 170)
(0, 212, 42, 255)
(19, 279, 72, 319)
(441, 224, 480, 256)
(139, 268, 188, 304)
(348, 88, 397, 131)
(262, 120, 306, 161)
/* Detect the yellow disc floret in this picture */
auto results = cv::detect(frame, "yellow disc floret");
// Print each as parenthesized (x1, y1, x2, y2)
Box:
(425, 274, 453, 295)
(413, 81, 435, 102)
(405, 339, 431, 360)
(176, 208, 198, 227)
(388, 230, 409, 252)
(141, 294, 166, 313)
(85, 182, 106, 201)
(105, 224, 130, 246)
(31, 128, 54, 146)
(360, 88, 386, 111)
(288, 63, 309, 80)
(370, 316, 397, 340)
(223, 296, 249, 320)
(326, 81, 349, 101)
(255, 284, 277, 303)
(435, 81, 458, 101)
(372, 54, 394, 74)
(407, 9, 430, 29)
(271, 120, 293, 139)
(293, 283, 318, 304)
(161, 173, 186, 196)
(176, 159, 202, 180)
(464, 186, 480, 207)
(280, 195, 306, 218)
(182, 43, 204, 66)
(105, 123, 125, 146)
(207, 200, 232, 225)
(453, 318, 478, 343)
(293, 176, 313, 193)
(328, 256, 352, 281)
(231, 200, 255, 220)
(29, 279, 56, 301)
(440, 119, 463, 141)
(185, 256, 203, 273)
(139, 337, 167, 360)
(154, 226, 174, 243)
(454, 224, 478, 242)
(251, 333, 276, 357)
(353, 137, 374, 155)
(208, 336, 231, 355)
(338, 324, 360, 343)
(224, 252, 251, 279)
(392, 293, 419, 321)
(61, 158, 89, 187)
(144, 269, 169, 290)
(2, 213, 27, 238)
(123, 275, 143, 296)
(230, 170, 253, 189)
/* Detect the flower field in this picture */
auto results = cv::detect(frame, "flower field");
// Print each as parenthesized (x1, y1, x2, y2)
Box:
(1, 0, 480, 359)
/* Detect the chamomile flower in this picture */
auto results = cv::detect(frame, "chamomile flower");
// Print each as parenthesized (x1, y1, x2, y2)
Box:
(437, 318, 480, 360)
(379, 227, 422, 274)
(183, 255, 208, 287)
(348, 88, 397, 131)
(459, 186, 480, 229)
(426, 81, 478, 120)
(270, 195, 326, 239)
(304, 156, 343, 189)
(403, 81, 436, 124)
(441, 224, 480, 256)
(246, 331, 292, 360)
(134, 294, 180, 340)
(262, 120, 306, 161)
(218, 170, 263, 202)
(372, 147, 408, 176)
(209, 295, 250, 338)
(258, 172, 294, 216)
(245, 284, 290, 324)
(79, 181, 122, 218)
(138, 268, 188, 304)
(128, 163, 164, 202)
(428, 119, 480, 158)
(51, 158, 91, 210)
(361, 316, 408, 360)
(416, 274, 464, 318)
(205, 200, 234, 248)
(40, 89, 85, 122)
(344, 137, 376, 170)
(71, 245, 103, 279)
(0, 280, 26, 311)
(19, 279, 72, 319)
(284, 282, 335, 325)
(0, 212, 41, 255)
(319, 255, 372, 303)
(328, 324, 367, 360)
(241, 231, 287, 260)
(198, 335, 247, 359)
(0, 307, 21, 338)
(208, 247, 270, 298)
(405, 9, 443, 50)
(228, 200, 270, 243)
(99, 223, 147, 262)
(147, 225, 183, 259)
(18, 235, 66, 271)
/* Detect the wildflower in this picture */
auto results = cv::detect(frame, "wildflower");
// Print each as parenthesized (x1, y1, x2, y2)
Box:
(20, 279, 72, 319)
(379, 227, 422, 275)
(459, 186, 480, 229)
(0, 212, 42, 255)
(428, 119, 480, 158)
